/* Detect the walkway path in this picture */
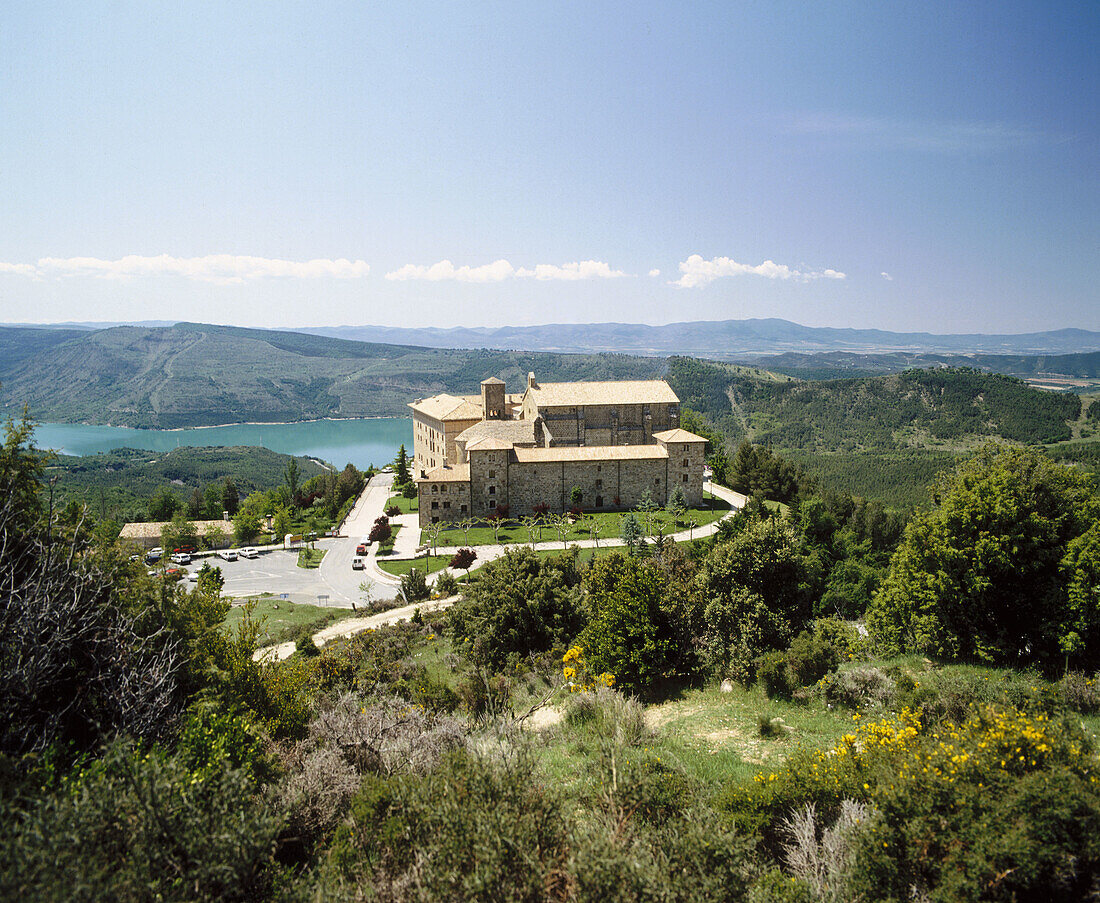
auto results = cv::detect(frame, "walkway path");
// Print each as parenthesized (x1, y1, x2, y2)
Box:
(254, 595, 459, 662)
(373, 481, 748, 587)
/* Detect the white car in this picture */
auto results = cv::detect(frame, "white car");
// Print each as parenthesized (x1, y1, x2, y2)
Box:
(351, 557, 365, 570)
(240, 547, 259, 559)
(219, 549, 239, 561)
(170, 552, 192, 565)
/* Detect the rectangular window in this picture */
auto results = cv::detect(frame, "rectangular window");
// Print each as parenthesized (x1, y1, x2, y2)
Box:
(682, 474, 688, 482)
(683, 458, 689, 467)
(431, 501, 439, 509)
(654, 477, 660, 484)
(460, 504, 467, 513)
(488, 469, 496, 478)
(489, 485, 496, 495)
(489, 500, 496, 509)
(443, 501, 450, 509)
(441, 484, 447, 493)
(595, 479, 603, 489)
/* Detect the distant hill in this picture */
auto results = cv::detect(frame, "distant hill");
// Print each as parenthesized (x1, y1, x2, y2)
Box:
(0, 322, 667, 427)
(667, 357, 1083, 452)
(295, 318, 1100, 356)
(737, 350, 1100, 386)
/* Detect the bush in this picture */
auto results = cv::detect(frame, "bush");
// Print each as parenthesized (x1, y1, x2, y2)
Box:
(449, 547, 477, 573)
(400, 568, 430, 604)
(0, 739, 281, 902)
(757, 713, 789, 739)
(1058, 671, 1100, 714)
(384, 504, 401, 517)
(433, 570, 460, 598)
(563, 686, 648, 749)
(757, 651, 793, 700)
(321, 749, 569, 900)
(821, 666, 896, 710)
(785, 628, 842, 688)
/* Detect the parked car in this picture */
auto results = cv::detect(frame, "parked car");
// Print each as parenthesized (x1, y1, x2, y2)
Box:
(355, 542, 368, 555)
(174, 544, 197, 555)
(218, 549, 239, 561)
(185, 572, 199, 583)
(164, 567, 184, 579)
(145, 547, 164, 563)
(240, 547, 258, 559)
(170, 552, 192, 565)
(351, 557, 365, 570)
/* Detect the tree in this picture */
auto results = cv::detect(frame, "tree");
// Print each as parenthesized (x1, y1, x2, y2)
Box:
(446, 547, 583, 669)
(423, 521, 443, 557)
(666, 485, 687, 522)
(521, 515, 541, 547)
(201, 521, 226, 551)
(459, 517, 477, 547)
(450, 547, 477, 576)
(369, 518, 393, 546)
(284, 459, 301, 502)
(394, 444, 411, 488)
(221, 478, 239, 517)
(867, 445, 1100, 670)
(587, 515, 604, 548)
(578, 553, 681, 695)
(161, 510, 198, 552)
(148, 485, 181, 522)
(233, 510, 261, 544)
(551, 513, 571, 549)
(620, 512, 644, 556)
(569, 486, 583, 510)
(271, 506, 293, 541)
(401, 568, 430, 604)
(336, 463, 365, 507)
(187, 485, 205, 518)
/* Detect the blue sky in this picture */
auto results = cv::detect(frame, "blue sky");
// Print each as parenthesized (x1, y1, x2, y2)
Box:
(1, 1, 1096, 332)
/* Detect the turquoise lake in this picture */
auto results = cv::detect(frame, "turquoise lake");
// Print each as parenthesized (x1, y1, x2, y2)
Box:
(33, 419, 415, 469)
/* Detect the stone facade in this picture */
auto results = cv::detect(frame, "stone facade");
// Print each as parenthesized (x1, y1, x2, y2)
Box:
(413, 374, 706, 527)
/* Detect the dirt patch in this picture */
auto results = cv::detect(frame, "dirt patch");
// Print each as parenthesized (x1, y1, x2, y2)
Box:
(644, 701, 705, 730)
(523, 706, 564, 731)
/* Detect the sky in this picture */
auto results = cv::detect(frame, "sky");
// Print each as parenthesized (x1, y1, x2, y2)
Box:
(0, 1, 1097, 333)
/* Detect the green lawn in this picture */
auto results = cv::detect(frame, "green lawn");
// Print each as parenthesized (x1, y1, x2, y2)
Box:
(223, 598, 357, 646)
(430, 495, 731, 549)
(296, 548, 326, 568)
(386, 493, 418, 514)
(375, 553, 453, 577)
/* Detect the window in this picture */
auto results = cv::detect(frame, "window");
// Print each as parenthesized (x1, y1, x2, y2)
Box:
(432, 516, 439, 523)
(488, 485, 496, 495)
(431, 501, 439, 509)
(595, 478, 603, 490)
(654, 477, 660, 484)
(596, 464, 602, 472)
(443, 501, 450, 509)
(488, 469, 496, 478)
(460, 504, 467, 513)
(441, 484, 447, 493)
(683, 458, 689, 467)
(432, 484, 438, 492)
(682, 474, 688, 482)
(489, 500, 496, 509)
(595, 495, 603, 508)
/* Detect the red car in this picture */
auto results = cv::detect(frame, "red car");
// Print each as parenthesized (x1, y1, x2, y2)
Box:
(355, 543, 368, 555)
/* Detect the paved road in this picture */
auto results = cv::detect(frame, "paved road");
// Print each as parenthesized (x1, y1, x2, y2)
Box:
(213, 473, 397, 608)
(213, 478, 747, 606)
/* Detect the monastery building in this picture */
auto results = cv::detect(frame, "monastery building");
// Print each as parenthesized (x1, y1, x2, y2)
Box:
(408, 373, 707, 527)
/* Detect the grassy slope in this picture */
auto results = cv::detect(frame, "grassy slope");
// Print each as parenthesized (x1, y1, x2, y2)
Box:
(224, 598, 357, 646)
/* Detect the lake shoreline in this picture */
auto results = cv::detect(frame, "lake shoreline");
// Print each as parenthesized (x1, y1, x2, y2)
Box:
(64, 414, 411, 432)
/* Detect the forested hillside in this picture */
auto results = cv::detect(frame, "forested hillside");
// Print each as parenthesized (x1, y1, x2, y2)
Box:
(43, 445, 327, 523)
(0, 323, 666, 427)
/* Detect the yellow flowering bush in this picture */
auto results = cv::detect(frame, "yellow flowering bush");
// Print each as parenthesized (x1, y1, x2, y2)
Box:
(720, 704, 1100, 899)
(562, 645, 615, 693)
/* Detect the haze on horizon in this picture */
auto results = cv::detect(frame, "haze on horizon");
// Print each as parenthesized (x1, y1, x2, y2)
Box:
(1, 1, 1096, 335)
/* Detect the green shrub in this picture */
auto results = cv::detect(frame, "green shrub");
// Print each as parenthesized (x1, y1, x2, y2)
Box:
(785, 628, 842, 687)
(0, 739, 281, 902)
(757, 651, 793, 700)
(563, 687, 648, 749)
(434, 569, 460, 598)
(1058, 671, 1100, 714)
(400, 567, 430, 604)
(322, 749, 568, 900)
(821, 666, 896, 710)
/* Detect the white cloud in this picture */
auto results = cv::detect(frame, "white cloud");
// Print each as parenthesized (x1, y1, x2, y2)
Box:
(881, 271, 894, 281)
(648, 268, 661, 277)
(0, 254, 370, 284)
(385, 259, 627, 282)
(0, 262, 39, 277)
(671, 254, 847, 288)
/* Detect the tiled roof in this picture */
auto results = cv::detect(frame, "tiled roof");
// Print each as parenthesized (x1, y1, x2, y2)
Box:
(457, 419, 537, 445)
(417, 463, 471, 482)
(524, 379, 679, 407)
(465, 437, 515, 451)
(408, 394, 484, 421)
(512, 445, 669, 463)
(652, 428, 708, 443)
(119, 519, 230, 540)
